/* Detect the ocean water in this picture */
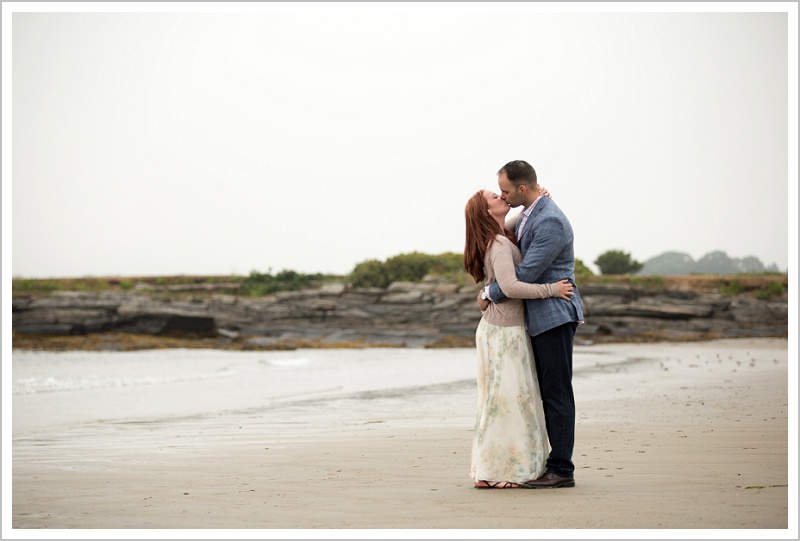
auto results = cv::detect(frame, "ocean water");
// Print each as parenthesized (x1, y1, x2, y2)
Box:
(11, 348, 471, 430)
(10, 346, 636, 453)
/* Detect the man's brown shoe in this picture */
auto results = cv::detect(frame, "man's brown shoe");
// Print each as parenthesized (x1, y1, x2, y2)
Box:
(523, 472, 575, 489)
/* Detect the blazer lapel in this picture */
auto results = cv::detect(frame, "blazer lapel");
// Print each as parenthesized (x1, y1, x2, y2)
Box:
(518, 197, 547, 248)
(515, 197, 546, 239)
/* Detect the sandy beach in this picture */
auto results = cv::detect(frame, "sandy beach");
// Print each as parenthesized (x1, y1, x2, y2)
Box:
(8, 337, 794, 537)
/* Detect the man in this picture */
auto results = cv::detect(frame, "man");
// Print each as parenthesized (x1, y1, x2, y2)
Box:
(478, 159, 584, 488)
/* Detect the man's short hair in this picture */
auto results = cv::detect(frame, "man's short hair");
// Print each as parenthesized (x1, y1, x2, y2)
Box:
(499, 160, 537, 187)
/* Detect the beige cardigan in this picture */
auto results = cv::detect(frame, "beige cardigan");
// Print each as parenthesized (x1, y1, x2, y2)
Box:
(481, 234, 559, 327)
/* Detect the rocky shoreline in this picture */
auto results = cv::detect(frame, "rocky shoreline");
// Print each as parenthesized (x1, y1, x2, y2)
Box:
(11, 276, 789, 351)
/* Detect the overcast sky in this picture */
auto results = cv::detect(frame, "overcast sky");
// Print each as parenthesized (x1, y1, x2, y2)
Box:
(4, 3, 797, 279)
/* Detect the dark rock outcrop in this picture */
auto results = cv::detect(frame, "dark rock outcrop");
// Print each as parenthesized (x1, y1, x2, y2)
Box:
(11, 278, 789, 347)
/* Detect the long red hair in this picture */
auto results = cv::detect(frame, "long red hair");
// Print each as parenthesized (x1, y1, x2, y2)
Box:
(463, 191, 515, 283)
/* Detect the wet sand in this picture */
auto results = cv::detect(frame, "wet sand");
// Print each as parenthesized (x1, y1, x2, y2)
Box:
(9, 338, 794, 536)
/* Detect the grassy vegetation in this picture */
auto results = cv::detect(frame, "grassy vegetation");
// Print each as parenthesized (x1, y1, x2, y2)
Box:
(237, 270, 334, 296)
(12, 273, 343, 299)
(721, 277, 786, 299)
(11, 274, 245, 295)
(12, 269, 788, 299)
(12, 254, 470, 298)
(720, 280, 747, 296)
(582, 272, 787, 297)
(626, 275, 667, 293)
(753, 280, 786, 299)
(9, 332, 406, 352)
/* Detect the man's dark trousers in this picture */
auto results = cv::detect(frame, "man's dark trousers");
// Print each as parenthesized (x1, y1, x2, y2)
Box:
(531, 321, 577, 478)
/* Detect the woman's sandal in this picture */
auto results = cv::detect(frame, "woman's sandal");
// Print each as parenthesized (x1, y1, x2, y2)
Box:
(474, 480, 522, 489)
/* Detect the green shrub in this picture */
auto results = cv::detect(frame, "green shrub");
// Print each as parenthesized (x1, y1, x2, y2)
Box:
(237, 269, 324, 296)
(426, 252, 466, 279)
(12, 279, 60, 294)
(350, 259, 392, 289)
(720, 280, 746, 296)
(594, 250, 644, 275)
(629, 275, 666, 293)
(384, 252, 431, 283)
(754, 280, 785, 299)
(349, 251, 471, 289)
(574, 258, 594, 285)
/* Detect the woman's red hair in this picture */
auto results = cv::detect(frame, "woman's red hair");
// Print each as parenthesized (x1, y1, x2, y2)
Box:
(463, 191, 515, 283)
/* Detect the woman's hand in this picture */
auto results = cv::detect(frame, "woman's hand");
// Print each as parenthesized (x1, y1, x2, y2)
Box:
(539, 185, 552, 199)
(554, 279, 574, 300)
(477, 290, 489, 311)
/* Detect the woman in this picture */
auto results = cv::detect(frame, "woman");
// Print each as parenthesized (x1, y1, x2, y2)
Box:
(463, 188, 574, 489)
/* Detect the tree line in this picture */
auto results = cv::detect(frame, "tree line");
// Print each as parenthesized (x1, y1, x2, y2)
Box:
(233, 249, 784, 295)
(596, 249, 781, 276)
(12, 249, 783, 298)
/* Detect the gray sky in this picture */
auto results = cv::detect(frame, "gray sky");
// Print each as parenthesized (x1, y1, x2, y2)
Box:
(4, 3, 796, 278)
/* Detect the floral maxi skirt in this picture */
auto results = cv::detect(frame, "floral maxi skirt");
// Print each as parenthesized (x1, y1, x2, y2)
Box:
(470, 318, 549, 484)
